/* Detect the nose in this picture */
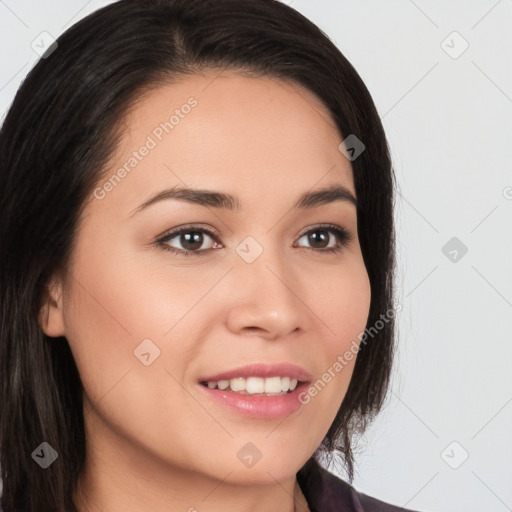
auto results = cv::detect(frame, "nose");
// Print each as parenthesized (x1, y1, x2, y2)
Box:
(224, 246, 310, 341)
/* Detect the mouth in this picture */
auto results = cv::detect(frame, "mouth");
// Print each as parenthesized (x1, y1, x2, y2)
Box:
(197, 363, 312, 419)
(199, 376, 301, 396)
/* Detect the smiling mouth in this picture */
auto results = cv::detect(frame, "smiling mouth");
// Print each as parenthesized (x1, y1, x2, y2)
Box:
(200, 376, 301, 396)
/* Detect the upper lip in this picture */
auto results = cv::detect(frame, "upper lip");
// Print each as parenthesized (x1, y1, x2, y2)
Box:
(198, 363, 313, 383)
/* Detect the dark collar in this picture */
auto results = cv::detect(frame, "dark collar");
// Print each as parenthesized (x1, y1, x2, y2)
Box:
(297, 457, 420, 512)
(297, 457, 362, 512)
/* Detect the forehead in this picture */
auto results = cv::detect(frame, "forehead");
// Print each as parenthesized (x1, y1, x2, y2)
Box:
(89, 71, 355, 217)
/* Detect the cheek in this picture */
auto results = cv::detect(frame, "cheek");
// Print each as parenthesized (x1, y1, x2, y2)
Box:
(62, 242, 229, 402)
(294, 255, 370, 421)
(61, 246, 167, 398)
(66, 243, 210, 341)
(62, 254, 207, 460)
(313, 256, 371, 353)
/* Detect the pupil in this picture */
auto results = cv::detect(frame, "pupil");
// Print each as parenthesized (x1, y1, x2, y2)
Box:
(182, 232, 203, 250)
(309, 230, 328, 248)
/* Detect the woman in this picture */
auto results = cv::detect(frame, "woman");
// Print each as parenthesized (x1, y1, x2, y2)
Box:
(0, 1, 417, 511)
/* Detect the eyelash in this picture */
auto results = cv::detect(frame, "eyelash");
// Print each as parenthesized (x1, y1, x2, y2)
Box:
(156, 223, 354, 257)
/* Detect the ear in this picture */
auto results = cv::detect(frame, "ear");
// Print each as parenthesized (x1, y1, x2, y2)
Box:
(38, 274, 66, 337)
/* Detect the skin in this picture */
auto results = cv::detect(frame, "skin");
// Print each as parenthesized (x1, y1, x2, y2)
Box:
(40, 71, 371, 512)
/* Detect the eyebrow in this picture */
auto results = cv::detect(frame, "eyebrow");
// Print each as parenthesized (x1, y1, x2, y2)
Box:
(128, 183, 357, 218)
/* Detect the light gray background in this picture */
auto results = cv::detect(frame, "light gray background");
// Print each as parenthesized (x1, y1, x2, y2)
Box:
(1, 1, 511, 511)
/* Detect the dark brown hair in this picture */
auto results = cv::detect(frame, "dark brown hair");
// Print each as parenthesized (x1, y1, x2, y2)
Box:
(0, 0, 396, 510)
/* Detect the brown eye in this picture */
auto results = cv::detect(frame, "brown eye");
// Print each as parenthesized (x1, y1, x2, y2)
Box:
(158, 226, 221, 256)
(176, 231, 207, 251)
(304, 229, 331, 249)
(295, 225, 353, 253)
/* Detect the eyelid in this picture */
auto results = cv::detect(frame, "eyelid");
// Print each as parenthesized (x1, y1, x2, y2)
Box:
(157, 223, 220, 241)
(296, 223, 351, 240)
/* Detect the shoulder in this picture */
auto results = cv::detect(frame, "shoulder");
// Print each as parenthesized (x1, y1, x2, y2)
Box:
(297, 457, 423, 512)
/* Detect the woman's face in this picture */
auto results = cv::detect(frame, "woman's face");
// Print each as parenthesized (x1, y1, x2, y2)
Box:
(42, 72, 371, 486)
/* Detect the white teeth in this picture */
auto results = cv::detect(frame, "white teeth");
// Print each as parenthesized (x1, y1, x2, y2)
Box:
(230, 378, 245, 392)
(280, 376, 290, 392)
(217, 380, 229, 390)
(203, 376, 301, 394)
(264, 376, 282, 393)
(246, 377, 265, 394)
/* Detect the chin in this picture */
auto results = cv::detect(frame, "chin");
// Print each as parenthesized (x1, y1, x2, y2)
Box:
(214, 451, 308, 485)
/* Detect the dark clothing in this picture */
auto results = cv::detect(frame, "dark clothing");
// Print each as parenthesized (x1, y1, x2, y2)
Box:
(297, 457, 421, 511)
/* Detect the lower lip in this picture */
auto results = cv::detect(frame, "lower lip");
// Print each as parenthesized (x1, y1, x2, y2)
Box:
(198, 382, 308, 420)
